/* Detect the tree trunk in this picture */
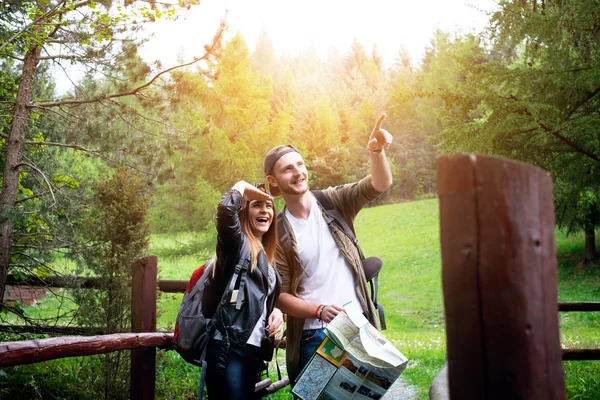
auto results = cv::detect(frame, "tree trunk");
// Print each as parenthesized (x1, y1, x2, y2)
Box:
(0, 44, 41, 304)
(583, 225, 597, 263)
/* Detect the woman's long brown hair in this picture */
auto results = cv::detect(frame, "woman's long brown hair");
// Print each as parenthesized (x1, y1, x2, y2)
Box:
(239, 198, 277, 270)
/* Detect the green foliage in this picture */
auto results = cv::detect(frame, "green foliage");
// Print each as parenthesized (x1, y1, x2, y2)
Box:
(0, 356, 103, 400)
(72, 166, 150, 398)
(155, 350, 199, 398)
(151, 33, 291, 231)
(74, 165, 150, 328)
(0, 62, 18, 134)
(432, 0, 600, 259)
(147, 28, 455, 230)
(0, 61, 93, 326)
(0, 0, 213, 330)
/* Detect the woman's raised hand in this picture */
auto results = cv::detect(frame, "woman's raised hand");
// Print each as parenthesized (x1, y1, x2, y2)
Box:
(232, 181, 273, 202)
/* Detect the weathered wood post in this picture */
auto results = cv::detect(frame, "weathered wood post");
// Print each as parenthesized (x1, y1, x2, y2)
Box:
(131, 256, 158, 400)
(437, 154, 565, 399)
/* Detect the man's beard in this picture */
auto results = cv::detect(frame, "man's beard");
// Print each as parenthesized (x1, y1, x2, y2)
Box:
(281, 177, 308, 195)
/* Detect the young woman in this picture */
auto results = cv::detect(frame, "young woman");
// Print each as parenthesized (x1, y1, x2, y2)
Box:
(204, 180, 284, 399)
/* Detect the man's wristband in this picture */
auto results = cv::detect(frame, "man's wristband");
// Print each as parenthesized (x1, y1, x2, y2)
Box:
(318, 305, 327, 320)
(368, 147, 383, 154)
(315, 304, 325, 319)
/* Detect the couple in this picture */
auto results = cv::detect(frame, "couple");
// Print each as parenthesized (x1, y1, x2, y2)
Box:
(205, 113, 393, 399)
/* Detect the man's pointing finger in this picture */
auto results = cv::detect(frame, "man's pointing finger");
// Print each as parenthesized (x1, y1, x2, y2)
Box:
(373, 112, 386, 133)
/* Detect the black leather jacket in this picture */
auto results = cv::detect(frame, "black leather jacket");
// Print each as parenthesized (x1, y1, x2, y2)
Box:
(204, 188, 281, 355)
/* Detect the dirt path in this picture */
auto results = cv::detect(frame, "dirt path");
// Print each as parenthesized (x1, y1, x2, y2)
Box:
(382, 376, 419, 399)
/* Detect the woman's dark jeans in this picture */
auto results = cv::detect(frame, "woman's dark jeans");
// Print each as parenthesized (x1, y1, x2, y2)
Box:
(206, 342, 260, 399)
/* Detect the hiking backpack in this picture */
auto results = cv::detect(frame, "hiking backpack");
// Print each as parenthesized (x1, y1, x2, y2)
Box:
(174, 245, 250, 399)
(277, 189, 387, 330)
(173, 260, 216, 367)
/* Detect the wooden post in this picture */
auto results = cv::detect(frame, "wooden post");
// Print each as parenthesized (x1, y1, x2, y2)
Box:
(130, 256, 157, 400)
(437, 154, 565, 399)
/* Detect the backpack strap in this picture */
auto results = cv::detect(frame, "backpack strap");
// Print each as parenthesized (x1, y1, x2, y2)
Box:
(371, 274, 386, 330)
(222, 238, 251, 310)
(190, 261, 214, 295)
(197, 241, 251, 399)
(274, 328, 286, 381)
(198, 347, 209, 399)
(277, 212, 291, 257)
(277, 211, 296, 271)
(235, 268, 248, 310)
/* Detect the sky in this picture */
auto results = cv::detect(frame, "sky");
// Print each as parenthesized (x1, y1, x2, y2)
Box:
(139, 0, 499, 68)
(54, 0, 499, 93)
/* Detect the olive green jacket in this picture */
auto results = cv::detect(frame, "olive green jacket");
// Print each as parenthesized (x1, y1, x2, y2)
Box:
(275, 176, 383, 384)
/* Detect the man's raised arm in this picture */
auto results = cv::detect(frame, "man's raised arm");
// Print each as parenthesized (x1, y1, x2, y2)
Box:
(368, 113, 393, 192)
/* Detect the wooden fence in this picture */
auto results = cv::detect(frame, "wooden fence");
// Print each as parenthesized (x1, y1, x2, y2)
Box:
(1, 153, 598, 399)
(0, 256, 289, 398)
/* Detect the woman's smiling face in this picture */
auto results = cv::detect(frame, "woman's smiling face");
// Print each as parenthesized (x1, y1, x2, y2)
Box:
(248, 199, 274, 239)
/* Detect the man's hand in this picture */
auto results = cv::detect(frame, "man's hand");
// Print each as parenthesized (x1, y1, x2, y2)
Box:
(319, 304, 345, 323)
(367, 113, 393, 152)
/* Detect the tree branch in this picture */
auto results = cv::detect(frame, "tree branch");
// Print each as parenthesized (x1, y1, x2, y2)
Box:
(32, 19, 226, 108)
(101, 100, 159, 138)
(0, 133, 102, 155)
(506, 94, 600, 163)
(564, 84, 600, 122)
(8, 135, 154, 177)
(0, 2, 62, 53)
(106, 99, 188, 135)
(16, 162, 56, 205)
(0, 0, 91, 53)
(540, 66, 592, 75)
(16, 185, 69, 204)
(38, 54, 80, 60)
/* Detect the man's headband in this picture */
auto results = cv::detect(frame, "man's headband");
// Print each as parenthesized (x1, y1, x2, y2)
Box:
(263, 144, 300, 176)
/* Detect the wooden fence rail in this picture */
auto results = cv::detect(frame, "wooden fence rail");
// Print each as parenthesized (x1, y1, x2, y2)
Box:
(1, 255, 290, 399)
(1, 331, 595, 369)
(0, 332, 171, 367)
(558, 302, 600, 312)
(0, 331, 288, 396)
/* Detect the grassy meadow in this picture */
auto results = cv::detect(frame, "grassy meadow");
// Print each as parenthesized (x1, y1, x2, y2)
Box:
(2, 198, 598, 399)
(152, 198, 599, 399)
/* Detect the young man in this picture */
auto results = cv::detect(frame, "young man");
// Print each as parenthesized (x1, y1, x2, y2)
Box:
(264, 113, 393, 384)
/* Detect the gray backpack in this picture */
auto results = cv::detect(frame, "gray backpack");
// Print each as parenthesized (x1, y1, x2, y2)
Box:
(174, 244, 250, 398)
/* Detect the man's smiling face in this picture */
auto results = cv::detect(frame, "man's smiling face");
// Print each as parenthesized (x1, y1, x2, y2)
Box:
(270, 152, 309, 196)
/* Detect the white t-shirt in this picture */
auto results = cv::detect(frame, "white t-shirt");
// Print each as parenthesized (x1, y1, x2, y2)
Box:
(285, 193, 363, 330)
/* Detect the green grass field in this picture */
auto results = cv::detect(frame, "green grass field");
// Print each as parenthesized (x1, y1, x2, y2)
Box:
(2, 198, 598, 399)
(152, 198, 599, 399)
